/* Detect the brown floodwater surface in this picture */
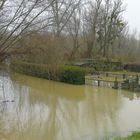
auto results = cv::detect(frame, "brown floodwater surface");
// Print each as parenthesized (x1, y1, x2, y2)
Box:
(0, 72, 140, 140)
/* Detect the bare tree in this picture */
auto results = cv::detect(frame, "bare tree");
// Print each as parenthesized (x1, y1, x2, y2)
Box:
(82, 0, 126, 60)
(0, 0, 129, 63)
(97, 0, 126, 59)
(48, 0, 82, 37)
(66, 4, 82, 61)
(83, 0, 102, 58)
(0, 0, 55, 61)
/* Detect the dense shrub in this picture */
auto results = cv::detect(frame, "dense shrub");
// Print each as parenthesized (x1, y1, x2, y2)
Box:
(11, 61, 86, 85)
(124, 64, 140, 72)
(89, 60, 123, 71)
(11, 61, 50, 78)
(72, 59, 123, 71)
(60, 65, 86, 84)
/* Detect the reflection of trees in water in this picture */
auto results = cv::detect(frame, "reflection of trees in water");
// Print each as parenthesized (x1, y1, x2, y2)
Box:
(0, 72, 16, 140)
(135, 93, 140, 98)
(82, 86, 123, 139)
(0, 73, 83, 140)
(121, 91, 135, 101)
(40, 86, 124, 140)
(0, 73, 139, 140)
(28, 82, 82, 140)
(121, 90, 140, 100)
(44, 97, 81, 140)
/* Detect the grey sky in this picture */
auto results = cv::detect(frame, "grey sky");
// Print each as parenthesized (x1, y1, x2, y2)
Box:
(124, 0, 140, 34)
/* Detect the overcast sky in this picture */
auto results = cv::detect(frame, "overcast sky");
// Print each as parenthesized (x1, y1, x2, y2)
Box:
(124, 0, 140, 34)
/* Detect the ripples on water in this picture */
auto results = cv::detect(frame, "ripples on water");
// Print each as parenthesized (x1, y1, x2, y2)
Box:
(0, 72, 140, 140)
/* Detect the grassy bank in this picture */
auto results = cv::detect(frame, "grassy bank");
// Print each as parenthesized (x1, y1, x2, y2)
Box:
(10, 61, 86, 85)
(73, 59, 123, 71)
(124, 132, 140, 140)
(116, 132, 140, 140)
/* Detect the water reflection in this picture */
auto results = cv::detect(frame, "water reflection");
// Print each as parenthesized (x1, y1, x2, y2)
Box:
(0, 72, 140, 140)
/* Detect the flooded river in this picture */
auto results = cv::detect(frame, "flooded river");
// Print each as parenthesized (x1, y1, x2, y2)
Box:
(0, 72, 140, 140)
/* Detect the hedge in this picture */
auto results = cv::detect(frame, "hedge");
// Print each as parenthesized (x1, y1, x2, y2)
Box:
(124, 64, 140, 72)
(60, 65, 86, 84)
(10, 61, 86, 85)
(89, 61, 123, 71)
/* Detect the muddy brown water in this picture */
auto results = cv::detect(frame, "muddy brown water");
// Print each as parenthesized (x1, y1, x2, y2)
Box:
(0, 72, 140, 140)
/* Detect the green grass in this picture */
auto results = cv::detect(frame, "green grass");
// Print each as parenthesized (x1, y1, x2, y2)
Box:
(116, 132, 140, 140)
(109, 71, 140, 76)
(124, 132, 140, 140)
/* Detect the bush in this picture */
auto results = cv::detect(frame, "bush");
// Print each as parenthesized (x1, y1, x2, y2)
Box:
(11, 61, 50, 79)
(89, 60, 123, 71)
(124, 64, 140, 72)
(10, 61, 86, 85)
(60, 65, 86, 85)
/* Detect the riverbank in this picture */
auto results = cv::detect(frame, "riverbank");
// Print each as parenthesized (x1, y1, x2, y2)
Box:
(10, 60, 140, 90)
(116, 132, 140, 140)
(10, 60, 86, 85)
(10, 60, 125, 85)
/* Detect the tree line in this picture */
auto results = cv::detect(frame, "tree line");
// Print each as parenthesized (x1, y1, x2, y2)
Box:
(0, 0, 139, 64)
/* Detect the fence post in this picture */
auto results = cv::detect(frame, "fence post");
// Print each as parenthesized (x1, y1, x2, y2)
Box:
(123, 74, 126, 79)
(98, 76, 100, 86)
(136, 75, 139, 85)
(106, 73, 108, 77)
(114, 77, 118, 89)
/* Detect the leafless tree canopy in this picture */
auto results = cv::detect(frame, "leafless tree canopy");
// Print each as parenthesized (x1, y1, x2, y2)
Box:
(0, 0, 138, 63)
(0, 0, 81, 60)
